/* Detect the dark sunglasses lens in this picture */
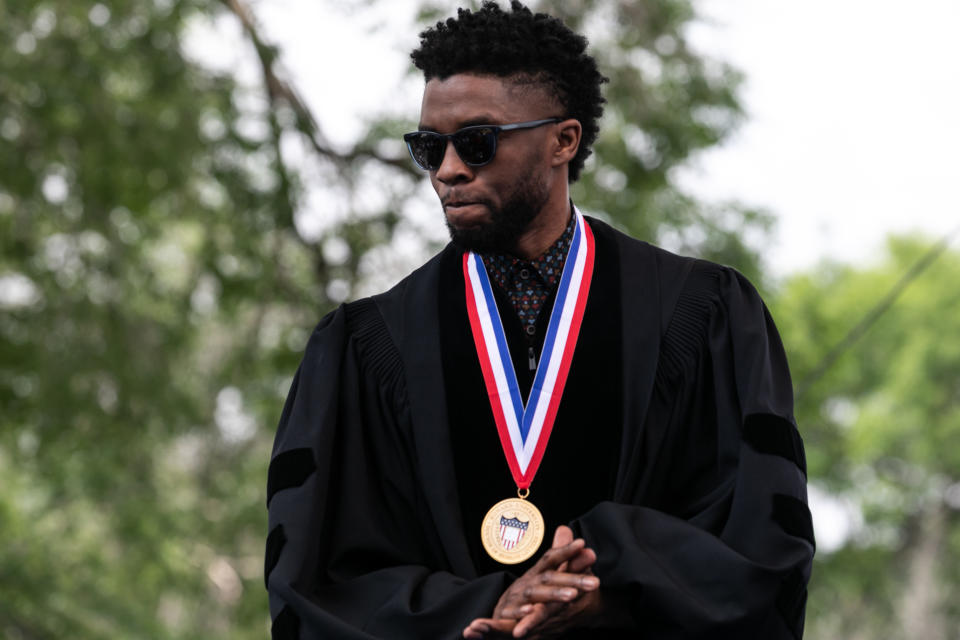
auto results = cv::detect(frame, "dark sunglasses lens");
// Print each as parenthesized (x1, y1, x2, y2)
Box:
(453, 127, 496, 166)
(407, 133, 446, 170)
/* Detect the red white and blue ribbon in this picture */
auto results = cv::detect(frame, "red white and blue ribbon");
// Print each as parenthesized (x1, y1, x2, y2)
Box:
(462, 209, 595, 490)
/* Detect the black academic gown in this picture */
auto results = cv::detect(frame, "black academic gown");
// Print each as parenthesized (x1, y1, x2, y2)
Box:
(265, 217, 814, 639)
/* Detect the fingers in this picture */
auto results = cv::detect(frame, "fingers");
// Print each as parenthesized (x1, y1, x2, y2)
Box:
(542, 529, 598, 575)
(500, 595, 551, 619)
(513, 589, 603, 638)
(533, 537, 585, 572)
(499, 572, 599, 618)
(552, 526, 576, 572)
(522, 584, 580, 606)
(551, 525, 574, 548)
(493, 536, 601, 625)
(512, 605, 551, 638)
(566, 546, 597, 574)
(533, 570, 599, 593)
(463, 617, 515, 638)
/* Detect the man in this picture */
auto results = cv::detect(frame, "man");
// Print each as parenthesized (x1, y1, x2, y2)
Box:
(265, 2, 814, 638)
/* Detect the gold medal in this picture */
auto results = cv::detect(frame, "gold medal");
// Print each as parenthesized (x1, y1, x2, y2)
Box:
(480, 495, 545, 564)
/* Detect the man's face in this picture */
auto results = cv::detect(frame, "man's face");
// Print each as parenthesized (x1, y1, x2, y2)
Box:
(417, 73, 560, 253)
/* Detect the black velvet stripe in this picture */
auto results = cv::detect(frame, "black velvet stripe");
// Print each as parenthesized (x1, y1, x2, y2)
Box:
(743, 413, 807, 476)
(655, 260, 721, 385)
(267, 448, 316, 507)
(264, 524, 286, 590)
(772, 494, 816, 548)
(344, 298, 405, 395)
(776, 568, 808, 640)
(271, 605, 301, 640)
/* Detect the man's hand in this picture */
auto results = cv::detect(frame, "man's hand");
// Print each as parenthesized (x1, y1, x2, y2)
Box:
(463, 526, 602, 639)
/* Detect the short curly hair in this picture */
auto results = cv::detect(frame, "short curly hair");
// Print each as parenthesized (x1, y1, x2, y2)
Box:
(410, 1, 607, 182)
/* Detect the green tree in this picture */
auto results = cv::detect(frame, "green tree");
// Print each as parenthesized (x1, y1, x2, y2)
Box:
(0, 0, 762, 637)
(773, 235, 960, 639)
(0, 0, 317, 636)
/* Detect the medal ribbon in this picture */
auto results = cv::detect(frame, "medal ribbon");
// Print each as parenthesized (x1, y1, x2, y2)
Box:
(463, 209, 595, 489)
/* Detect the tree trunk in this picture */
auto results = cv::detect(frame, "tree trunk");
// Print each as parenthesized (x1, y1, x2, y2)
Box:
(898, 503, 946, 639)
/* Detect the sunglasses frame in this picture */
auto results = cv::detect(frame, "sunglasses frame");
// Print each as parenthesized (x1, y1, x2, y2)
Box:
(403, 118, 561, 171)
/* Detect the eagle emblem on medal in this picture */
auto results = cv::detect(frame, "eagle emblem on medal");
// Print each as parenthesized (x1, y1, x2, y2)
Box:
(480, 497, 545, 564)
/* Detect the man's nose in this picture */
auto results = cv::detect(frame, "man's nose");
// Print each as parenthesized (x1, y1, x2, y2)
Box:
(435, 139, 474, 184)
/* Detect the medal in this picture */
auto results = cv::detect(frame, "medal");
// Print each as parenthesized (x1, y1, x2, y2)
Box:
(464, 209, 595, 564)
(480, 493, 545, 564)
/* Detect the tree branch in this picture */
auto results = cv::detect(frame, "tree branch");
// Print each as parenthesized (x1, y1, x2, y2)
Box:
(219, 0, 418, 177)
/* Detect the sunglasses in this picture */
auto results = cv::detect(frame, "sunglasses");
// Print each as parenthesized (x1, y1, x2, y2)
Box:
(402, 118, 561, 171)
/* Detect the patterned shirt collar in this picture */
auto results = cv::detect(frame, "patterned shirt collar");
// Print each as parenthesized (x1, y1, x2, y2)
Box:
(479, 213, 577, 330)
(481, 212, 576, 290)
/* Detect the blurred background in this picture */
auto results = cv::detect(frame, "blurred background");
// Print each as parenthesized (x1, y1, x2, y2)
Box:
(1, 0, 958, 637)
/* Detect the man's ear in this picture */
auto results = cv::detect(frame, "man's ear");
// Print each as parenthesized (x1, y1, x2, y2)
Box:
(551, 119, 582, 168)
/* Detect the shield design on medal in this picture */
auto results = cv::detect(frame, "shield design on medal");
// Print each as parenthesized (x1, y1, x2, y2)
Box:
(499, 515, 529, 550)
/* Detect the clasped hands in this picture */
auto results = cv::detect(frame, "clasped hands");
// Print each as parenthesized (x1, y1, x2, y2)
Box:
(463, 525, 601, 639)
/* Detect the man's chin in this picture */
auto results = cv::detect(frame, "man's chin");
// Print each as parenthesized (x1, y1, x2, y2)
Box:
(442, 186, 543, 254)
(446, 220, 513, 254)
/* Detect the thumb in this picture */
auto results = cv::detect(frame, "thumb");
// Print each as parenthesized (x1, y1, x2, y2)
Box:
(552, 525, 574, 548)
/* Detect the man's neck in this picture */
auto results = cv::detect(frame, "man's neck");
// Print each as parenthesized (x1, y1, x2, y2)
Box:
(510, 200, 573, 259)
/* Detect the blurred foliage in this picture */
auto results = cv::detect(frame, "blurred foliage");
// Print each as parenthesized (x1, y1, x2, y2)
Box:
(0, 0, 808, 638)
(773, 235, 960, 639)
(0, 0, 321, 636)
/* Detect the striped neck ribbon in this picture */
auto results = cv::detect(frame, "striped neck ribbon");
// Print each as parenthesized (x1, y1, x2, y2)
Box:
(462, 209, 595, 490)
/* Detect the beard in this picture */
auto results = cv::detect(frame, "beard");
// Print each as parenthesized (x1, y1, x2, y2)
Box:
(444, 172, 550, 255)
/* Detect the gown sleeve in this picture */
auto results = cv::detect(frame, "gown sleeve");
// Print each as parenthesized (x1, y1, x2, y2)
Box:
(264, 301, 511, 640)
(571, 262, 814, 639)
